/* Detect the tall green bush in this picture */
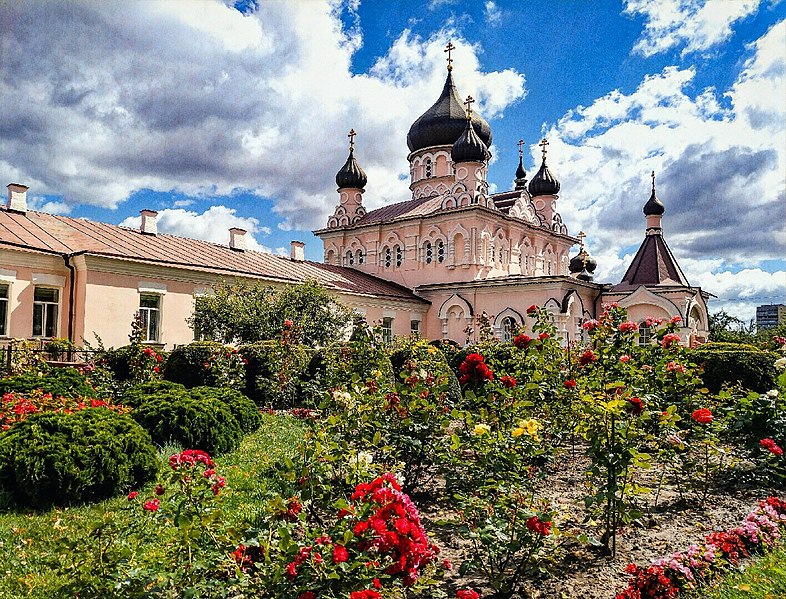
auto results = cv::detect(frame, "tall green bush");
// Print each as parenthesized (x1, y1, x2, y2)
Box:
(0, 408, 158, 508)
(239, 340, 309, 407)
(691, 342, 778, 393)
(389, 337, 461, 405)
(163, 341, 244, 389)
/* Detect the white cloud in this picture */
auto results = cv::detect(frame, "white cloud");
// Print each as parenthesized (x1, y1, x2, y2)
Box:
(484, 1, 502, 26)
(0, 2, 525, 231)
(624, 0, 762, 57)
(119, 205, 272, 252)
(546, 19, 785, 320)
(26, 195, 72, 215)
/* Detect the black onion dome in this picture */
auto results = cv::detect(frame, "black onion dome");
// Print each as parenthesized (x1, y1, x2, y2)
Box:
(569, 247, 597, 275)
(335, 148, 367, 189)
(451, 119, 490, 163)
(528, 157, 560, 196)
(407, 71, 492, 152)
(643, 188, 665, 216)
(515, 155, 526, 180)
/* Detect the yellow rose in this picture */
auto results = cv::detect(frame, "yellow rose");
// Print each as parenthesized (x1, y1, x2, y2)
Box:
(473, 424, 491, 436)
(512, 427, 525, 437)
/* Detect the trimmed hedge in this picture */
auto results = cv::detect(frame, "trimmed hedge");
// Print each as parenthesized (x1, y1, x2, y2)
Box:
(690, 342, 778, 393)
(120, 380, 189, 408)
(389, 338, 461, 405)
(163, 341, 241, 389)
(0, 367, 96, 399)
(0, 408, 158, 508)
(130, 392, 243, 454)
(189, 386, 262, 433)
(239, 340, 309, 407)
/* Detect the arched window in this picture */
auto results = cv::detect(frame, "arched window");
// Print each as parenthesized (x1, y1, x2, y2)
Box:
(424, 158, 432, 178)
(436, 239, 446, 263)
(501, 316, 516, 343)
(356, 249, 365, 265)
(345, 251, 355, 266)
(395, 245, 403, 267)
(638, 322, 651, 346)
(383, 247, 392, 268)
(424, 241, 433, 264)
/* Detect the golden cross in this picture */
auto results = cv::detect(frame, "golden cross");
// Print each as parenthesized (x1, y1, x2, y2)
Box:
(578, 230, 586, 248)
(517, 139, 525, 158)
(348, 128, 356, 151)
(651, 170, 656, 191)
(539, 138, 549, 160)
(464, 95, 474, 119)
(444, 41, 455, 71)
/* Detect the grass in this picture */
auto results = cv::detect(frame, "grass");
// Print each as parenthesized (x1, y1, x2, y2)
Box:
(697, 544, 786, 599)
(0, 413, 305, 598)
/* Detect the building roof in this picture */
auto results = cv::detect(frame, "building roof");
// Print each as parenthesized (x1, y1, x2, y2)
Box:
(612, 232, 691, 291)
(351, 195, 445, 226)
(0, 206, 427, 303)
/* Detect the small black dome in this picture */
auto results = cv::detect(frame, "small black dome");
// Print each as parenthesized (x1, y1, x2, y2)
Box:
(515, 155, 526, 180)
(528, 157, 560, 196)
(407, 71, 492, 153)
(569, 248, 597, 274)
(451, 119, 490, 163)
(335, 148, 367, 189)
(643, 188, 664, 215)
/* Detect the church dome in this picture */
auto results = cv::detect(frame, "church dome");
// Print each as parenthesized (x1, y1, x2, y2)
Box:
(569, 248, 597, 275)
(335, 147, 367, 189)
(407, 71, 492, 153)
(528, 156, 560, 197)
(515, 155, 526, 180)
(451, 118, 490, 163)
(643, 171, 664, 215)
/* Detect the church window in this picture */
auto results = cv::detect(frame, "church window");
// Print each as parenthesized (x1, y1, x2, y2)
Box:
(346, 251, 355, 266)
(638, 322, 651, 346)
(395, 245, 403, 267)
(424, 158, 432, 178)
(382, 317, 394, 343)
(357, 249, 365, 264)
(383, 247, 392, 268)
(501, 316, 516, 342)
(436, 240, 445, 263)
(424, 241, 433, 264)
(410, 319, 420, 336)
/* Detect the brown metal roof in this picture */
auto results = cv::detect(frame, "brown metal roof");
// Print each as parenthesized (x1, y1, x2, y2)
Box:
(354, 195, 444, 226)
(612, 231, 691, 291)
(0, 207, 427, 303)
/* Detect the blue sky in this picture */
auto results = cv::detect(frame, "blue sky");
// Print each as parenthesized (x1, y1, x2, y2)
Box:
(1, 0, 784, 320)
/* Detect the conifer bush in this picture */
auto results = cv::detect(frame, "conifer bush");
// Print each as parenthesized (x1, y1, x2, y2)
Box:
(0, 408, 158, 508)
(0, 367, 96, 399)
(130, 391, 243, 454)
(120, 380, 188, 408)
(189, 386, 261, 433)
(691, 342, 778, 393)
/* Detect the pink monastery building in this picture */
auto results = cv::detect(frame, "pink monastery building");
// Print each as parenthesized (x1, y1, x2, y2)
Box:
(0, 60, 710, 350)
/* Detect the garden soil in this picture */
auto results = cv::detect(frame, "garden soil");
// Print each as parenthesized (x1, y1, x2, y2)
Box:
(425, 449, 776, 599)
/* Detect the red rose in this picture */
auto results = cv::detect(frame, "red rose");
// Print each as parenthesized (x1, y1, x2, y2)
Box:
(286, 561, 298, 579)
(332, 544, 349, 563)
(299, 593, 316, 599)
(155, 484, 165, 495)
(143, 498, 160, 512)
(538, 332, 549, 341)
(526, 305, 538, 315)
(563, 379, 577, 389)
(284, 319, 294, 328)
(618, 321, 637, 333)
(579, 349, 597, 366)
(670, 315, 682, 324)
(662, 333, 681, 348)
(760, 438, 783, 456)
(501, 375, 517, 388)
(691, 408, 713, 425)
(582, 319, 598, 331)
(513, 334, 532, 349)
(627, 397, 645, 415)
(456, 590, 480, 599)
(127, 491, 138, 500)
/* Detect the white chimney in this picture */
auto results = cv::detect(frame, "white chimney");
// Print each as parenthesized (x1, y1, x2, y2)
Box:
(229, 227, 247, 251)
(140, 209, 158, 235)
(6, 183, 29, 213)
(290, 240, 305, 261)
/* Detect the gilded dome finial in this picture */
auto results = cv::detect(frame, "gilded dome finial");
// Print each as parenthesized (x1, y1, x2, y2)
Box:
(651, 170, 656, 192)
(444, 41, 455, 71)
(539, 138, 549, 161)
(348, 128, 356, 152)
(518, 138, 524, 159)
(463, 95, 475, 120)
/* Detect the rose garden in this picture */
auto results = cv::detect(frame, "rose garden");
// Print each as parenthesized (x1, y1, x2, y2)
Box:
(0, 282, 784, 598)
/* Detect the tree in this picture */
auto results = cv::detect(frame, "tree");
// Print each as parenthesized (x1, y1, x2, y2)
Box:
(190, 279, 351, 347)
(708, 310, 755, 344)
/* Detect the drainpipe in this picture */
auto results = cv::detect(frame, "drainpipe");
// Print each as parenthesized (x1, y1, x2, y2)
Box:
(62, 254, 76, 344)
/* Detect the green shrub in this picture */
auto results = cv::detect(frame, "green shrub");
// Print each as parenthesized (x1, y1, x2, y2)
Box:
(120, 380, 188, 408)
(0, 408, 158, 508)
(189, 386, 261, 433)
(163, 341, 244, 389)
(239, 340, 309, 407)
(389, 338, 461, 405)
(130, 392, 243, 454)
(691, 342, 778, 393)
(0, 367, 96, 399)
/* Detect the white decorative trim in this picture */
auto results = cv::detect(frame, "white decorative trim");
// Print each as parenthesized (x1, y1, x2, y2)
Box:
(617, 286, 680, 318)
(32, 273, 65, 287)
(138, 281, 168, 294)
(0, 269, 16, 282)
(193, 287, 214, 297)
(383, 310, 396, 319)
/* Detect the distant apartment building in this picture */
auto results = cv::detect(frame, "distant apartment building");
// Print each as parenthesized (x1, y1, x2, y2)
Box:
(756, 304, 786, 329)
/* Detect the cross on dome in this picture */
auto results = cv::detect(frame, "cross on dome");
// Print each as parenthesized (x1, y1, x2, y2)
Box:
(651, 170, 656, 191)
(518, 138, 525, 158)
(464, 95, 475, 119)
(444, 41, 455, 71)
(539, 138, 549, 160)
(578, 230, 586, 248)
(348, 128, 356, 151)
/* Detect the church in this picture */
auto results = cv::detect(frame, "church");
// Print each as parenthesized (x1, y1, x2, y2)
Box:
(314, 48, 711, 345)
(0, 48, 710, 350)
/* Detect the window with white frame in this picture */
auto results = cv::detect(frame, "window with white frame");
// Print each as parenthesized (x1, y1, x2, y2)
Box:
(395, 245, 403, 267)
(436, 239, 445, 263)
(424, 241, 433, 264)
(638, 322, 651, 346)
(139, 294, 161, 343)
(410, 319, 420, 336)
(0, 284, 9, 336)
(346, 250, 355, 266)
(383, 246, 392, 268)
(356, 249, 365, 265)
(501, 316, 516, 342)
(32, 287, 59, 338)
(382, 317, 394, 343)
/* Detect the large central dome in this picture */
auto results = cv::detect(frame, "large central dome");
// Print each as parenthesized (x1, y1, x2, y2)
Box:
(407, 71, 492, 153)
